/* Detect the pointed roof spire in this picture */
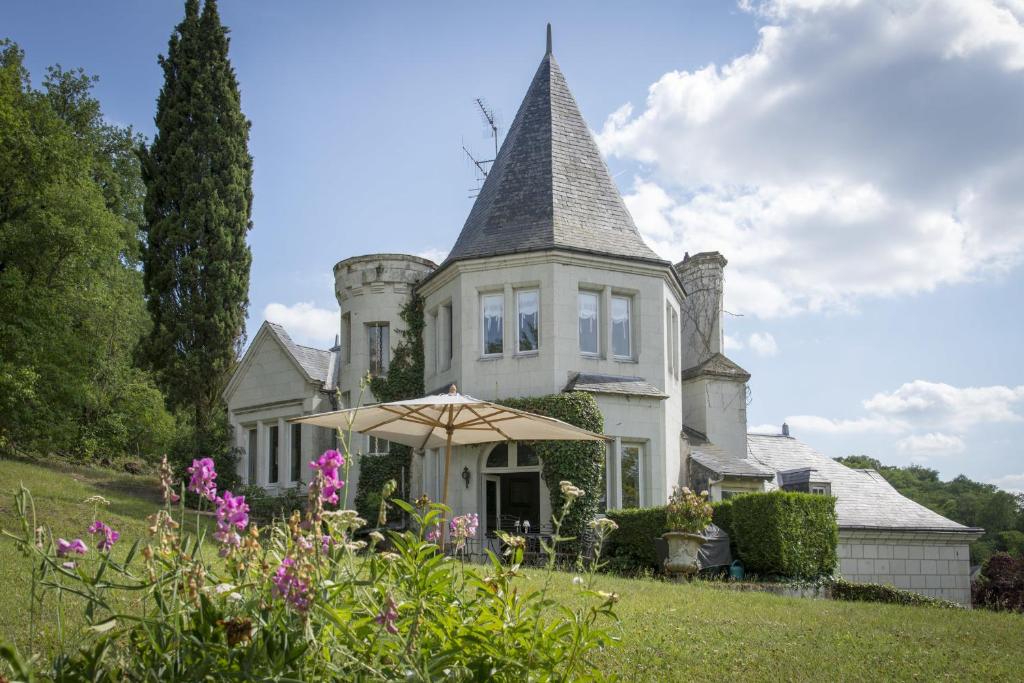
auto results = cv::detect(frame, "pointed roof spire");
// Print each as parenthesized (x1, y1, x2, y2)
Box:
(445, 28, 662, 266)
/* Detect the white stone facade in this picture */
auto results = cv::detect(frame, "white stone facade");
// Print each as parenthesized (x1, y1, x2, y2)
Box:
(838, 530, 973, 604)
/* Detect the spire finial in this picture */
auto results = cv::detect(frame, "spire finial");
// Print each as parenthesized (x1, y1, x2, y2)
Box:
(546, 23, 552, 55)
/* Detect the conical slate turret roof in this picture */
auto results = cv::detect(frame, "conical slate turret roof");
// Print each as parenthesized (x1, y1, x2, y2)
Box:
(445, 27, 663, 265)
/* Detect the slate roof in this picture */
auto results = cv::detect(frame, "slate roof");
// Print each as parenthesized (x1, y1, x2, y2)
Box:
(690, 443, 774, 479)
(679, 353, 751, 383)
(746, 434, 978, 533)
(266, 322, 336, 388)
(564, 372, 667, 399)
(444, 34, 663, 266)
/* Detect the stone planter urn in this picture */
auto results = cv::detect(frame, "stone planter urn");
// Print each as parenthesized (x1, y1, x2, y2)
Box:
(662, 531, 703, 578)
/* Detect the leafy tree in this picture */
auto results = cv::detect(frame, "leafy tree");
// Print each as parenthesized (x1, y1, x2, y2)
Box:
(139, 0, 253, 465)
(0, 41, 173, 461)
(835, 455, 1024, 563)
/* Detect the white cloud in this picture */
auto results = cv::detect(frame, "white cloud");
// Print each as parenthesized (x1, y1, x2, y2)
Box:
(724, 333, 745, 351)
(599, 0, 1024, 317)
(896, 432, 967, 457)
(263, 302, 339, 347)
(863, 380, 1024, 431)
(749, 423, 783, 434)
(747, 332, 778, 357)
(416, 248, 448, 264)
(990, 472, 1024, 492)
(785, 414, 908, 435)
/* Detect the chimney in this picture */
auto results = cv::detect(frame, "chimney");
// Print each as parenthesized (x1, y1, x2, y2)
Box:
(675, 251, 727, 369)
(782, 422, 790, 437)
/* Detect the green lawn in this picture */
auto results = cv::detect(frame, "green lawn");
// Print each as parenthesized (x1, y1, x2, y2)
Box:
(1, 457, 1022, 681)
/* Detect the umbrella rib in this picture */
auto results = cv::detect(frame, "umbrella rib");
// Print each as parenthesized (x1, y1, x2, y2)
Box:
(463, 404, 513, 441)
(361, 405, 437, 433)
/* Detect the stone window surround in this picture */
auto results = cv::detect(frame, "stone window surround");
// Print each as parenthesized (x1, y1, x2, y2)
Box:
(240, 417, 308, 489)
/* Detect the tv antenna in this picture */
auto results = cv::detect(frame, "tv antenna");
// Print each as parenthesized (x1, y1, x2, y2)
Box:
(462, 98, 500, 198)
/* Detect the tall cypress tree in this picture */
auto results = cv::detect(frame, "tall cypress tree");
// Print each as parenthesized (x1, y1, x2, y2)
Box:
(140, 0, 253, 454)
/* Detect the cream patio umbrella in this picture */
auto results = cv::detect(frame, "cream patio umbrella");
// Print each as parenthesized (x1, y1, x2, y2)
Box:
(290, 385, 607, 535)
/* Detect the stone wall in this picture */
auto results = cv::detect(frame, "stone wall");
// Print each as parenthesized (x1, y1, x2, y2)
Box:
(837, 529, 973, 605)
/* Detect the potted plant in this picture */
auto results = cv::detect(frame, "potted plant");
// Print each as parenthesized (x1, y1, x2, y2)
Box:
(662, 486, 712, 578)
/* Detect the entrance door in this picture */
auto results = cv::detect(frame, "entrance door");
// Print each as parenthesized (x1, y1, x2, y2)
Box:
(484, 475, 501, 553)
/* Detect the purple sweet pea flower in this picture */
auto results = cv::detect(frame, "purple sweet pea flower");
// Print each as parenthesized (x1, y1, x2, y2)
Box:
(310, 450, 345, 505)
(87, 521, 120, 552)
(187, 457, 218, 502)
(271, 557, 310, 612)
(56, 538, 88, 557)
(375, 595, 400, 634)
(213, 491, 249, 555)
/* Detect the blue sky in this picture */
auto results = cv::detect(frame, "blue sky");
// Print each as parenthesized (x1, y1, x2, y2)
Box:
(5, 1, 1023, 489)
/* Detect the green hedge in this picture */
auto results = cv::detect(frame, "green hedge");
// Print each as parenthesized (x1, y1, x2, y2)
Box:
(603, 506, 667, 572)
(730, 491, 838, 580)
(354, 445, 411, 523)
(831, 579, 961, 609)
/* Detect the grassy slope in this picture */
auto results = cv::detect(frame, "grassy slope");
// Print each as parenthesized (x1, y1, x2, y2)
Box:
(1, 458, 1022, 681)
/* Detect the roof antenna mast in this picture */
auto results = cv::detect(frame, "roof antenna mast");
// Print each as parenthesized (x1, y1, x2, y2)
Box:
(462, 97, 500, 198)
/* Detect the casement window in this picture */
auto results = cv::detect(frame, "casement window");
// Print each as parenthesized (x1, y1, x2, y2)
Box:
(810, 484, 831, 496)
(611, 295, 632, 359)
(620, 442, 642, 508)
(268, 425, 279, 484)
(247, 428, 258, 484)
(290, 424, 302, 482)
(341, 391, 351, 410)
(368, 323, 390, 376)
(369, 435, 390, 455)
(516, 290, 539, 353)
(578, 291, 599, 356)
(481, 293, 504, 356)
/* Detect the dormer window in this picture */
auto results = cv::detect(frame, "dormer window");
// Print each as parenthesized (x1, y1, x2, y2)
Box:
(516, 289, 539, 353)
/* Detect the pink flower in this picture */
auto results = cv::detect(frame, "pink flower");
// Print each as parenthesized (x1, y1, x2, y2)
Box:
(56, 538, 88, 557)
(87, 521, 120, 552)
(187, 457, 218, 502)
(375, 595, 399, 634)
(310, 450, 345, 506)
(271, 557, 310, 612)
(425, 527, 440, 543)
(321, 534, 333, 555)
(213, 491, 249, 555)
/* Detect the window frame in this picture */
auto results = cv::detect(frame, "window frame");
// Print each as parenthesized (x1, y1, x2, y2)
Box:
(619, 440, 643, 508)
(515, 289, 540, 355)
(578, 290, 600, 357)
(368, 435, 391, 456)
(247, 427, 258, 485)
(611, 294, 632, 360)
(268, 425, 280, 485)
(290, 423, 302, 483)
(480, 292, 504, 357)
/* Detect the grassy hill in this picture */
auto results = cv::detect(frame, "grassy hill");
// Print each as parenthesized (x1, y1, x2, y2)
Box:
(1, 457, 1022, 681)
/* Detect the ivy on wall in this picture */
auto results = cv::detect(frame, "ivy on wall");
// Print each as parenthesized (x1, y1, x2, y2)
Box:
(355, 293, 425, 521)
(497, 392, 605, 548)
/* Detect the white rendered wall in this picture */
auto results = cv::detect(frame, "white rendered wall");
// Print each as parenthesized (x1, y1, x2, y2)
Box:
(680, 377, 748, 460)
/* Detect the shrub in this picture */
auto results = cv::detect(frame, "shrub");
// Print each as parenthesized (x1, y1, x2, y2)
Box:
(234, 483, 306, 525)
(1, 457, 620, 680)
(972, 552, 1024, 612)
(730, 491, 838, 580)
(831, 579, 961, 609)
(603, 506, 667, 572)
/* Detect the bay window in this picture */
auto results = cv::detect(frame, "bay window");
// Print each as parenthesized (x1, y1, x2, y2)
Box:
(611, 295, 631, 359)
(516, 289, 539, 353)
(578, 291, 599, 356)
(481, 293, 503, 356)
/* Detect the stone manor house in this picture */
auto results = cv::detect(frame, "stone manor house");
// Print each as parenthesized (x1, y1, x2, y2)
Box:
(225, 32, 982, 603)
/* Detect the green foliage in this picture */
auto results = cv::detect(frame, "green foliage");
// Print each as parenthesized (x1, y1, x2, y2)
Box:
(730, 491, 839, 580)
(3, 474, 619, 680)
(835, 455, 1024, 563)
(355, 446, 411, 523)
(830, 579, 961, 609)
(712, 499, 736, 556)
(0, 40, 173, 461)
(235, 483, 306, 525)
(138, 0, 253, 450)
(971, 552, 1024, 613)
(497, 392, 605, 548)
(603, 506, 667, 572)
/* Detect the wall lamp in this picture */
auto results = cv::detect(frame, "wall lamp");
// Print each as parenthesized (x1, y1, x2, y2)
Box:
(462, 466, 471, 489)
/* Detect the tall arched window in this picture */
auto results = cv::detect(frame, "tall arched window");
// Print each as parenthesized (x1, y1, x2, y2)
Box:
(486, 443, 509, 468)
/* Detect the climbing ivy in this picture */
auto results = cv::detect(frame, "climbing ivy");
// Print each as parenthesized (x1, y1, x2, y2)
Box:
(356, 293, 425, 521)
(497, 392, 605, 549)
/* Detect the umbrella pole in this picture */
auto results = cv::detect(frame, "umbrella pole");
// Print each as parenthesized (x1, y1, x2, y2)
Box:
(440, 430, 453, 547)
